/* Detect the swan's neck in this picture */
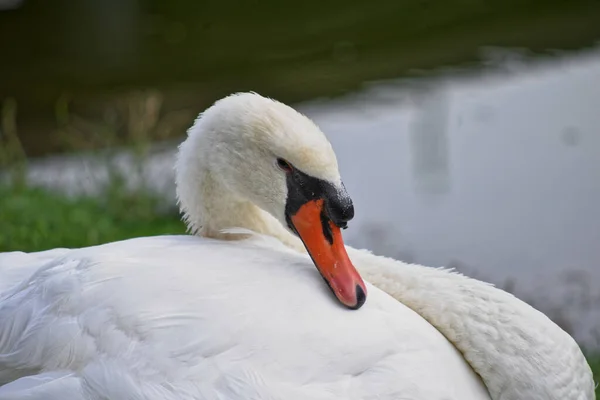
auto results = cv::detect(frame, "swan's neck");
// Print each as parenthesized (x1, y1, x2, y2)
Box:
(182, 168, 305, 252)
(346, 248, 594, 400)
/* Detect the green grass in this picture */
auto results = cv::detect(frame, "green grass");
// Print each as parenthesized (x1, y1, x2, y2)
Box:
(0, 185, 185, 253)
(589, 354, 600, 398)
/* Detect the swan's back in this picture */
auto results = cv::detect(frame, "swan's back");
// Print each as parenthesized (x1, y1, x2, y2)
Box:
(0, 235, 490, 400)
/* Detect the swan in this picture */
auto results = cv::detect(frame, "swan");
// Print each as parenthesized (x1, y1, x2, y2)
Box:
(0, 92, 594, 400)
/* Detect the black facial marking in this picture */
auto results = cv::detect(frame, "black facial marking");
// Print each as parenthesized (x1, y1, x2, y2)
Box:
(283, 164, 354, 231)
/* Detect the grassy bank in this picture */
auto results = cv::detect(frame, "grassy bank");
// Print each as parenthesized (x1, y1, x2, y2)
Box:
(0, 184, 599, 394)
(590, 356, 600, 397)
(0, 185, 185, 253)
(588, 354, 600, 399)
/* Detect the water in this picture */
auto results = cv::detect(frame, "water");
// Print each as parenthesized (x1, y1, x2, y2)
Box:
(14, 46, 600, 347)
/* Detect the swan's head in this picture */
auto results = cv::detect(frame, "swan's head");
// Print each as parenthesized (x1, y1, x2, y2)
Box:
(176, 92, 367, 309)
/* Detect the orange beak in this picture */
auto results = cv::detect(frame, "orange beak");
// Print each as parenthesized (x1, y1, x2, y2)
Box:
(290, 199, 367, 309)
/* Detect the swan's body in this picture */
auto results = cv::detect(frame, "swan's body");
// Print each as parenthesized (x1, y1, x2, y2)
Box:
(0, 93, 595, 400)
(0, 236, 489, 400)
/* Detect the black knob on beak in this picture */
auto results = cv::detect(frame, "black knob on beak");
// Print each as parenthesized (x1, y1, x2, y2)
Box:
(324, 184, 354, 229)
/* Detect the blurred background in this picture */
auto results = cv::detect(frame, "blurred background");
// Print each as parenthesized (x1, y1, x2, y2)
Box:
(0, 0, 599, 379)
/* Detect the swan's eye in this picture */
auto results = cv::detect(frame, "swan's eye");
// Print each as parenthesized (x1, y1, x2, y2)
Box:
(276, 158, 293, 172)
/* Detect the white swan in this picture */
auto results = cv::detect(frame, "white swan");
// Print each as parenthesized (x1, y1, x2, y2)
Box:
(0, 92, 594, 400)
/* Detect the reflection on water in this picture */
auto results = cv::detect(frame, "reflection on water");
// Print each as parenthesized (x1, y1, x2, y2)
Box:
(17, 46, 600, 347)
(409, 85, 451, 197)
